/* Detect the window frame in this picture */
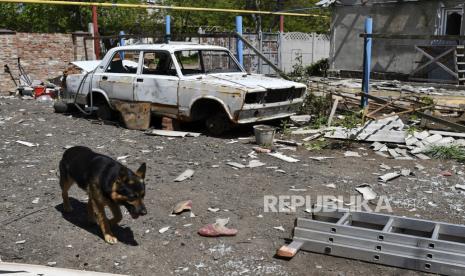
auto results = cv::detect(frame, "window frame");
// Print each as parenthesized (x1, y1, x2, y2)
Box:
(141, 50, 178, 77)
(174, 49, 243, 76)
(104, 50, 142, 75)
(441, 8, 464, 36)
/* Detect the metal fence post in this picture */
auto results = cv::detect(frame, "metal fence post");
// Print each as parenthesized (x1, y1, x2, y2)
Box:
(165, 15, 171, 43)
(236, 16, 243, 66)
(91, 5, 100, 59)
(361, 17, 372, 108)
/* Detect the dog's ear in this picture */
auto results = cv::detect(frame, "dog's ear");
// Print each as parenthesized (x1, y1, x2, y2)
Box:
(136, 162, 146, 179)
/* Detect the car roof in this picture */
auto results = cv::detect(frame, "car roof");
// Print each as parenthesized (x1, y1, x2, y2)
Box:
(110, 43, 229, 53)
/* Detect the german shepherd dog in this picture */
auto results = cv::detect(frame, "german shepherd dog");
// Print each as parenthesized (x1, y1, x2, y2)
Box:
(59, 146, 147, 244)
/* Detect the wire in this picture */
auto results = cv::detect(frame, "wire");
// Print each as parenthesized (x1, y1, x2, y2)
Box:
(0, 0, 328, 17)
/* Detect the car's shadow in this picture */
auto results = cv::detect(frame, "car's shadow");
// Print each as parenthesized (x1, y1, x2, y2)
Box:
(55, 198, 138, 246)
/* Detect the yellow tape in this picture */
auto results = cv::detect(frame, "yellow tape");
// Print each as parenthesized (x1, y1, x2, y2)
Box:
(0, 0, 328, 17)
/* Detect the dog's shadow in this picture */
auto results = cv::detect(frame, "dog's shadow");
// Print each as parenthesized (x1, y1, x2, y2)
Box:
(55, 198, 138, 246)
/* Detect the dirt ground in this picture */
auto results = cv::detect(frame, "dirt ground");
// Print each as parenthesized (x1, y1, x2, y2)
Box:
(1, 96, 464, 276)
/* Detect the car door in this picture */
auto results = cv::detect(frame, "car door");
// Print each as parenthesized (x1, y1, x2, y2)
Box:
(134, 51, 179, 116)
(96, 50, 141, 101)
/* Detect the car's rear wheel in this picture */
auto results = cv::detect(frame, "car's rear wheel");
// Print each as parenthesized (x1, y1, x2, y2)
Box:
(96, 101, 115, 121)
(205, 112, 232, 136)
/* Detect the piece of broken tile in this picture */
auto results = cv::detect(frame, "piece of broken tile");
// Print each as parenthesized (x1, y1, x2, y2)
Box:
(413, 131, 430, 140)
(410, 147, 425, 154)
(174, 169, 195, 182)
(414, 153, 430, 160)
(371, 142, 387, 151)
(344, 151, 360, 157)
(355, 185, 377, 201)
(388, 149, 400, 158)
(375, 151, 389, 158)
(273, 226, 285, 232)
(247, 160, 265, 168)
(227, 162, 246, 169)
(379, 163, 391, 170)
(455, 184, 465, 191)
(172, 200, 193, 214)
(436, 136, 455, 146)
(379, 172, 401, 182)
(455, 139, 465, 147)
(267, 152, 299, 163)
(159, 226, 170, 234)
(16, 140, 37, 147)
(309, 156, 335, 161)
(401, 169, 412, 176)
(289, 188, 307, 192)
(290, 115, 312, 124)
(423, 134, 443, 145)
(405, 136, 419, 146)
(208, 207, 220, 212)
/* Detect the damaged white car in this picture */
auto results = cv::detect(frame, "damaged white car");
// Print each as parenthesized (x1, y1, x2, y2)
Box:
(62, 44, 307, 135)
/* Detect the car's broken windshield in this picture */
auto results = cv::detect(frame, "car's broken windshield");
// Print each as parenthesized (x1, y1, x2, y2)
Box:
(175, 50, 242, 75)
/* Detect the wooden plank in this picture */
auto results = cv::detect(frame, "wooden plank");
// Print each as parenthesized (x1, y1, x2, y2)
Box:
(361, 93, 465, 132)
(410, 46, 457, 78)
(327, 97, 340, 127)
(429, 130, 465, 138)
(276, 240, 304, 258)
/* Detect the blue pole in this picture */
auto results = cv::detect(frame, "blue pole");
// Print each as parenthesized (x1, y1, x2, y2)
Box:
(236, 16, 243, 66)
(361, 17, 372, 108)
(119, 30, 125, 59)
(165, 15, 171, 43)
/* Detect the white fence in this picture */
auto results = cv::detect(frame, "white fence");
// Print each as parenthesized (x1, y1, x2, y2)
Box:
(279, 32, 330, 73)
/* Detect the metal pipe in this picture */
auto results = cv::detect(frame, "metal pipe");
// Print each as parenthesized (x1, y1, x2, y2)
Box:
(0, 0, 327, 17)
(235, 32, 289, 80)
(236, 16, 243, 66)
(361, 17, 372, 108)
(92, 5, 100, 59)
(165, 15, 171, 43)
(119, 30, 125, 46)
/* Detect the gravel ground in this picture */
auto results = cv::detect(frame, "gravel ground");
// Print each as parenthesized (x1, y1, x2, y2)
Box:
(0, 96, 464, 276)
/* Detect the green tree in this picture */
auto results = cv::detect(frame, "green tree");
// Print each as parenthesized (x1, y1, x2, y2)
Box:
(0, 0, 329, 34)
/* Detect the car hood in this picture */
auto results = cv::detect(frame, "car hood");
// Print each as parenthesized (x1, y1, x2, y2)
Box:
(196, 73, 306, 91)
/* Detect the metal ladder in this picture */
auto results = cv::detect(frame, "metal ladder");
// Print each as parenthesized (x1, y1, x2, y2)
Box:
(278, 206, 465, 275)
(456, 45, 465, 85)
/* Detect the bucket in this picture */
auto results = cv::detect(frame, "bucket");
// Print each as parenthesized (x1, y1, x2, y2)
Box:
(253, 124, 276, 146)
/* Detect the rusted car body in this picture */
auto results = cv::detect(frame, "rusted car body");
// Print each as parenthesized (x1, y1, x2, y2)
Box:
(65, 44, 307, 133)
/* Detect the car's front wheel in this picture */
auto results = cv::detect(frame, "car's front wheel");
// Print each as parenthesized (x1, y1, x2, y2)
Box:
(205, 112, 232, 136)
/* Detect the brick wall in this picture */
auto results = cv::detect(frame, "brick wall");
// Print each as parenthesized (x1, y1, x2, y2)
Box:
(0, 31, 92, 94)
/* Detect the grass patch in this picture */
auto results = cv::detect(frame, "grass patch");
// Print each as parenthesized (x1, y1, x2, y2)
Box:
(304, 138, 329, 151)
(425, 145, 465, 162)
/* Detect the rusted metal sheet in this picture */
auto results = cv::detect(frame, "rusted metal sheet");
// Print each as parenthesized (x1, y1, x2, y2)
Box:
(112, 100, 151, 130)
